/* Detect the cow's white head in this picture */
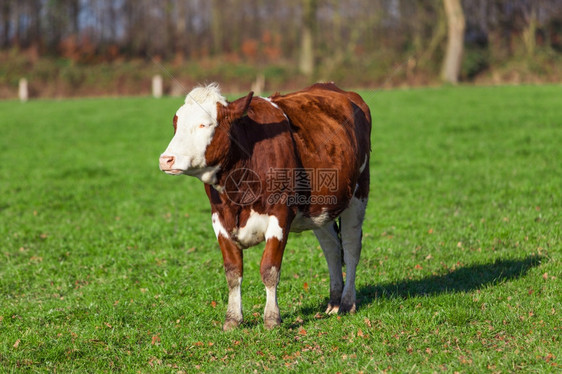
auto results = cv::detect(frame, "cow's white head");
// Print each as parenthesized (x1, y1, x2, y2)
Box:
(159, 83, 253, 184)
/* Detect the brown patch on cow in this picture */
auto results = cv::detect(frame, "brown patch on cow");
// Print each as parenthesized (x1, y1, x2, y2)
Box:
(260, 237, 286, 287)
(217, 235, 243, 280)
(205, 92, 254, 167)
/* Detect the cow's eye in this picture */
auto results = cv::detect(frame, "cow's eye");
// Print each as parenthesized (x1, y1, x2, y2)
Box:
(198, 124, 206, 129)
(173, 115, 178, 134)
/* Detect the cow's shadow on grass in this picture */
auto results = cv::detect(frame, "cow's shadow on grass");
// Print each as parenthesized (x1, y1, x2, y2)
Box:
(297, 255, 542, 323)
(356, 255, 542, 302)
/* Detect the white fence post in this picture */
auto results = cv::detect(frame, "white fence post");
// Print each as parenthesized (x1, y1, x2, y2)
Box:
(152, 75, 163, 98)
(19, 78, 29, 102)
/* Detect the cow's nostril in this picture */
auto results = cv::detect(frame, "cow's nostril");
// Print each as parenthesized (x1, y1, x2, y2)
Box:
(159, 155, 175, 170)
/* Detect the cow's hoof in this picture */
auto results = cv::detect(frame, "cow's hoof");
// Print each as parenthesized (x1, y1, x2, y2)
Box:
(325, 304, 340, 315)
(223, 319, 242, 331)
(339, 302, 356, 314)
(264, 316, 281, 330)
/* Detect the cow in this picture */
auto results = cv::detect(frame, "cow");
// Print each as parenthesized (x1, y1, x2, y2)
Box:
(159, 82, 371, 330)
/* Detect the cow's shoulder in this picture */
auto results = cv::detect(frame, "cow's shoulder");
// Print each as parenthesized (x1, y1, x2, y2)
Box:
(224, 96, 299, 180)
(246, 97, 288, 125)
(226, 96, 291, 148)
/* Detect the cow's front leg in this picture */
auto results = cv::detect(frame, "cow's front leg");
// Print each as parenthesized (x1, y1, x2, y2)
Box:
(217, 235, 244, 331)
(260, 226, 289, 329)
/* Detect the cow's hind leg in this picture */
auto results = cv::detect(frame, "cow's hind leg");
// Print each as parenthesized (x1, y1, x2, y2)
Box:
(339, 196, 367, 313)
(313, 222, 344, 314)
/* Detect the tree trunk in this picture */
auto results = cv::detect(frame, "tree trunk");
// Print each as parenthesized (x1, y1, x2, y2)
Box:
(175, 0, 187, 56)
(523, 5, 537, 57)
(211, 0, 223, 55)
(441, 0, 465, 84)
(299, 0, 317, 77)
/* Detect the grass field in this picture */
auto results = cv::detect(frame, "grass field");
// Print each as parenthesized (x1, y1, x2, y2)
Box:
(1, 85, 561, 373)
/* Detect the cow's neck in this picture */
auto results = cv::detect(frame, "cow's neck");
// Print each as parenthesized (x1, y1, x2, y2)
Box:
(202, 120, 236, 187)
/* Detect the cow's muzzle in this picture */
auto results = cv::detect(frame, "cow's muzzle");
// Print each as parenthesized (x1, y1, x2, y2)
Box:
(159, 155, 182, 175)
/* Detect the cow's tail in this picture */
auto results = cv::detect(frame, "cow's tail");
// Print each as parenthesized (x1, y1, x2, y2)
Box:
(333, 217, 344, 265)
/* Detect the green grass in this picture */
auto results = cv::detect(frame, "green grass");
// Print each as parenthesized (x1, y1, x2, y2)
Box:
(0, 85, 561, 373)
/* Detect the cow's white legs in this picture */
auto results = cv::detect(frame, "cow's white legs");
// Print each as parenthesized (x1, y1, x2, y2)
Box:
(260, 234, 288, 329)
(217, 235, 244, 331)
(224, 275, 243, 330)
(313, 223, 344, 314)
(263, 266, 281, 329)
(339, 196, 367, 313)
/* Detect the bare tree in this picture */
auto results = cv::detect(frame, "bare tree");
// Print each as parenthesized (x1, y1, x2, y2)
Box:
(441, 0, 465, 83)
(299, 0, 317, 76)
(211, 0, 223, 55)
(522, 2, 537, 57)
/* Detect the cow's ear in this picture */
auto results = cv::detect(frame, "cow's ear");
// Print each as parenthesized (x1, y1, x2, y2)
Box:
(226, 91, 254, 121)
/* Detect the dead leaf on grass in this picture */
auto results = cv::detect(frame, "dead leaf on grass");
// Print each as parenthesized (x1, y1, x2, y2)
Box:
(151, 335, 161, 345)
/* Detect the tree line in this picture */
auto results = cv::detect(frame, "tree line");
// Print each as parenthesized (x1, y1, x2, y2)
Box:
(1, 0, 561, 84)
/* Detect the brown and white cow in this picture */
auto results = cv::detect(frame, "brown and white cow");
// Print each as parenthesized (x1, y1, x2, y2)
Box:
(159, 82, 371, 330)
